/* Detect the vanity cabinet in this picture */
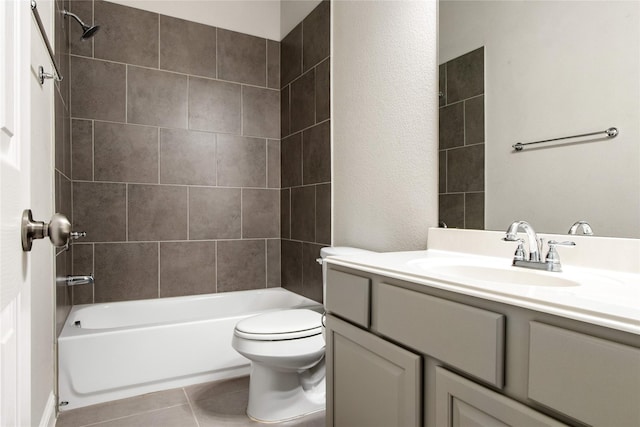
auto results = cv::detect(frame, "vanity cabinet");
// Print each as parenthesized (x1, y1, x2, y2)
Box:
(325, 265, 640, 427)
(326, 314, 421, 427)
(435, 367, 565, 427)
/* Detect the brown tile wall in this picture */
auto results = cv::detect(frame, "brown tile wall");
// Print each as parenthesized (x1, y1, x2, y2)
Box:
(439, 47, 485, 230)
(54, 0, 72, 334)
(65, 0, 281, 304)
(280, 1, 330, 303)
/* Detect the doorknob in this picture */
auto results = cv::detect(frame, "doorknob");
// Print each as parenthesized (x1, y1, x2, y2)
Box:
(21, 209, 85, 252)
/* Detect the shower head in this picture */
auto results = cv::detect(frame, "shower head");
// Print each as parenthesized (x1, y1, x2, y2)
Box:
(62, 10, 100, 40)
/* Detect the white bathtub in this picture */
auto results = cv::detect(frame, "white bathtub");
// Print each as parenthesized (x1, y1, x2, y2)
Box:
(58, 288, 322, 411)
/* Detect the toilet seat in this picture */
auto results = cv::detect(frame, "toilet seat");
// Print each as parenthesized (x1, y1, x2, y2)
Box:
(234, 309, 322, 341)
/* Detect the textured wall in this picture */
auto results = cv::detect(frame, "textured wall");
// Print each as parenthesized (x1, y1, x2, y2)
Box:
(67, 0, 281, 304)
(280, 1, 330, 303)
(332, 1, 438, 252)
(438, 47, 485, 230)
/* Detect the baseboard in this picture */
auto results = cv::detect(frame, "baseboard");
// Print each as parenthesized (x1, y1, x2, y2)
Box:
(38, 391, 57, 427)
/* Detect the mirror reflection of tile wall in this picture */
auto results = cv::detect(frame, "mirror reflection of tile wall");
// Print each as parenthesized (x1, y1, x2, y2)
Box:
(438, 47, 485, 229)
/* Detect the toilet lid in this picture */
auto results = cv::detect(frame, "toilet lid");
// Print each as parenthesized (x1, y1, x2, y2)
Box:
(234, 309, 323, 341)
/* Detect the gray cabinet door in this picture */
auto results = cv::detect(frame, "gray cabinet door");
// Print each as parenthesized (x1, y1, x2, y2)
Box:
(326, 314, 421, 427)
(528, 322, 640, 427)
(435, 367, 567, 427)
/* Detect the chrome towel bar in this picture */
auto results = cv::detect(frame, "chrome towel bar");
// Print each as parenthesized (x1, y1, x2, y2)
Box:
(31, 0, 63, 84)
(512, 127, 618, 152)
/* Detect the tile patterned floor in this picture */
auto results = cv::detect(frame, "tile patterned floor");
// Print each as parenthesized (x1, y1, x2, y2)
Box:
(56, 376, 325, 427)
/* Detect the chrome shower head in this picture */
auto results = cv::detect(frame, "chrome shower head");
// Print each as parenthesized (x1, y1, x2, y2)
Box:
(62, 10, 100, 40)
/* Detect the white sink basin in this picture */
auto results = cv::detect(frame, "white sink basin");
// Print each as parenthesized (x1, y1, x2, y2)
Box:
(426, 264, 580, 287)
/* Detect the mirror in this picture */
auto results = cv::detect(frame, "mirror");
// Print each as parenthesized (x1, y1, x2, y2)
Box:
(438, 0, 640, 238)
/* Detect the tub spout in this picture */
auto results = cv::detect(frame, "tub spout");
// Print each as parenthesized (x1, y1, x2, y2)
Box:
(66, 275, 94, 286)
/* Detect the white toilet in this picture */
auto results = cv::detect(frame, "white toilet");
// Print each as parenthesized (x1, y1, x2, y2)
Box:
(231, 246, 372, 423)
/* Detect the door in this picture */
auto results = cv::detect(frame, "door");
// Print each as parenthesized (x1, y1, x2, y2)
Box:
(1, 0, 56, 425)
(326, 314, 421, 427)
(1, 0, 33, 425)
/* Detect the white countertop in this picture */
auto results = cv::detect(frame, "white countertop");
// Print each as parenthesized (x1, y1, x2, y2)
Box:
(326, 249, 640, 335)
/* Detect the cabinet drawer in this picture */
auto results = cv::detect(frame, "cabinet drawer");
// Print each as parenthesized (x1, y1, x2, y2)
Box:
(376, 283, 504, 387)
(326, 269, 371, 327)
(528, 322, 640, 427)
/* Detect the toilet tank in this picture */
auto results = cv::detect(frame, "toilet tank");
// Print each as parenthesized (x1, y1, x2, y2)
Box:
(320, 247, 374, 304)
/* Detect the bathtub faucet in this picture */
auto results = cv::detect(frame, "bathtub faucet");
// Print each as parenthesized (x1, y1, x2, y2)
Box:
(66, 275, 94, 286)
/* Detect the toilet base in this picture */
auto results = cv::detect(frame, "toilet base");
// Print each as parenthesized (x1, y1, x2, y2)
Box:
(246, 359, 326, 422)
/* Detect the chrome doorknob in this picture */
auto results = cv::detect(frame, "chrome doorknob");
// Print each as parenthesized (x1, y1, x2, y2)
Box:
(21, 210, 85, 252)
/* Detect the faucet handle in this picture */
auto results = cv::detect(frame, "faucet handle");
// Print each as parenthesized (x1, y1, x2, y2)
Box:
(503, 237, 526, 261)
(545, 240, 575, 268)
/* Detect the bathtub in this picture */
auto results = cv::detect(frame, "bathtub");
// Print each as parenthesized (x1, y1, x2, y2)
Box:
(58, 288, 322, 411)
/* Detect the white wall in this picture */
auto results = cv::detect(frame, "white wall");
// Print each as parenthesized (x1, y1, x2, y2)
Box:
(440, 1, 640, 238)
(110, 0, 321, 40)
(332, 1, 438, 252)
(281, 0, 322, 39)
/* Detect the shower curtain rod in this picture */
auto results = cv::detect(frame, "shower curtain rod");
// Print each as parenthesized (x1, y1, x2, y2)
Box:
(31, 0, 63, 83)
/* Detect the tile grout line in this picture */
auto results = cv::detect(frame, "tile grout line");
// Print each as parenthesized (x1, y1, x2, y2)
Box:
(157, 128, 161, 184)
(313, 185, 317, 243)
(71, 179, 311, 190)
(91, 0, 94, 58)
(214, 241, 218, 293)
(265, 38, 268, 89)
(90, 120, 95, 181)
(157, 14, 161, 70)
(240, 188, 243, 238)
(283, 117, 330, 141)
(125, 65, 128, 124)
(265, 140, 269, 188)
(125, 184, 129, 242)
(71, 402, 189, 427)
(289, 188, 292, 238)
(69, 115, 282, 140)
(72, 237, 280, 245)
(69, 53, 279, 92)
(186, 76, 190, 130)
(214, 134, 218, 186)
(91, 243, 95, 303)
(182, 388, 201, 427)
(157, 241, 161, 297)
(215, 27, 218, 79)
(240, 85, 244, 136)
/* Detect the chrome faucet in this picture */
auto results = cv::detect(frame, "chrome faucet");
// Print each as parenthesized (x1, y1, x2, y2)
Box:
(568, 220, 594, 235)
(503, 221, 575, 272)
(65, 275, 94, 286)
(504, 220, 542, 262)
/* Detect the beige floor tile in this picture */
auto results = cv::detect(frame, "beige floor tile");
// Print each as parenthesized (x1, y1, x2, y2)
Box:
(92, 404, 197, 427)
(56, 388, 187, 427)
(184, 376, 249, 402)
